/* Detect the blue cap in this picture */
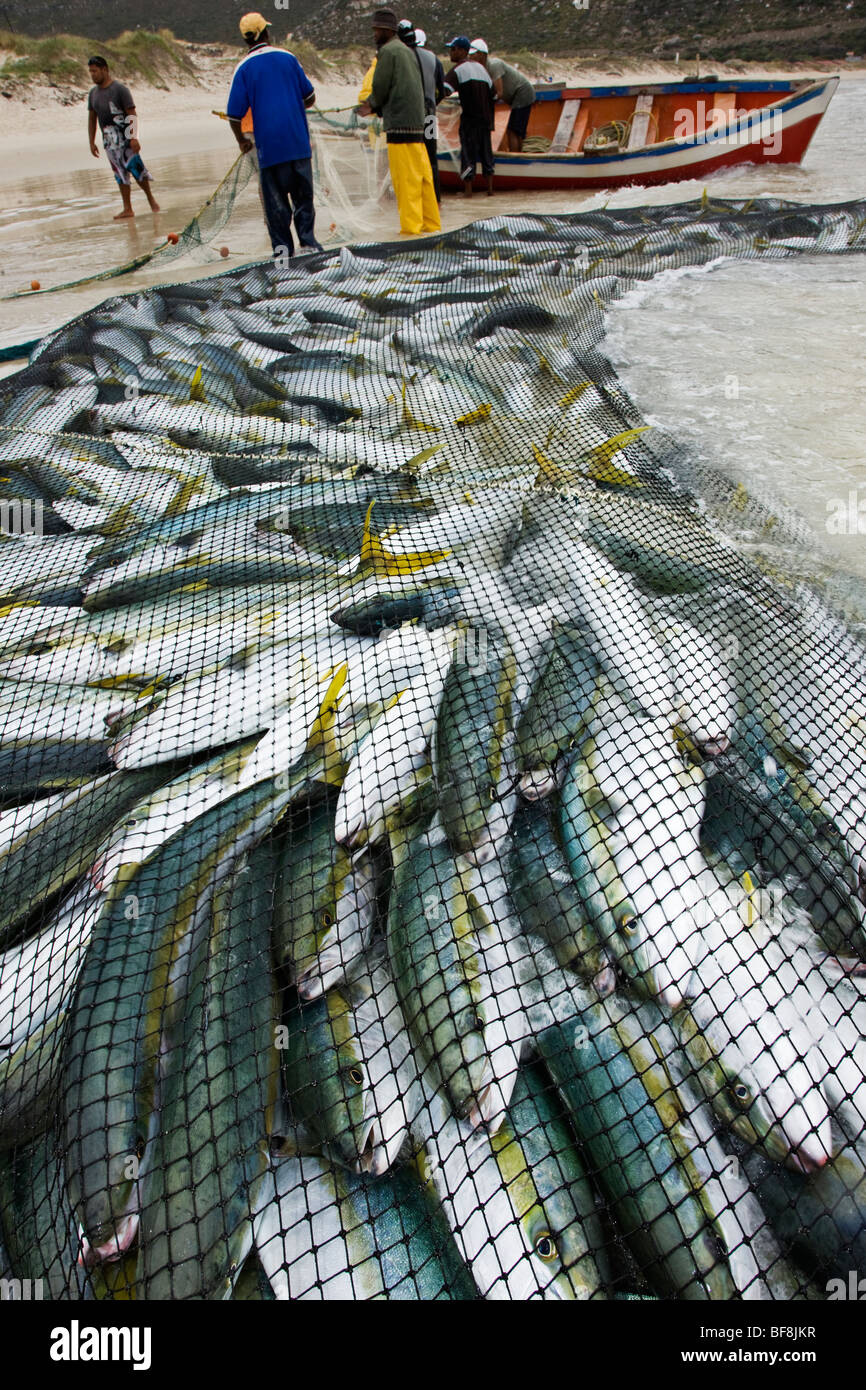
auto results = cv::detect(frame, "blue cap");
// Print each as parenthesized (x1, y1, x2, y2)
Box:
(445, 35, 471, 49)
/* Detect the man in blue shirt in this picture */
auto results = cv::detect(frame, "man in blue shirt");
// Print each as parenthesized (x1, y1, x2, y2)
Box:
(227, 12, 323, 256)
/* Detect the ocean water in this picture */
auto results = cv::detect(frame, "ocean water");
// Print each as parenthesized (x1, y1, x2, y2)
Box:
(602, 255, 866, 578)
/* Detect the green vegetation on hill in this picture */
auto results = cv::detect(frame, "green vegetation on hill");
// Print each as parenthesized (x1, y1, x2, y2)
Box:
(0, 27, 196, 90)
(290, 0, 865, 62)
(0, 0, 861, 65)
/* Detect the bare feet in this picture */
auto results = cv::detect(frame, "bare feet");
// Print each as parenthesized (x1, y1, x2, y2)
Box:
(114, 209, 135, 220)
(148, 202, 161, 212)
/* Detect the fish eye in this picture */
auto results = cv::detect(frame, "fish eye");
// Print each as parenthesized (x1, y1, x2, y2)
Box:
(731, 1083, 750, 1104)
(620, 915, 638, 936)
(534, 1232, 557, 1261)
(486, 784, 498, 802)
(320, 909, 334, 928)
(348, 1066, 364, 1086)
(473, 1012, 485, 1031)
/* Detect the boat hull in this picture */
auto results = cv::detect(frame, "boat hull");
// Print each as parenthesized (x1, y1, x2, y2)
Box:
(438, 76, 837, 192)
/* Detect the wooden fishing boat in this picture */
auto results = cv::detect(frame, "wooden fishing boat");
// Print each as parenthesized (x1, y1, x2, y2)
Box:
(437, 76, 838, 191)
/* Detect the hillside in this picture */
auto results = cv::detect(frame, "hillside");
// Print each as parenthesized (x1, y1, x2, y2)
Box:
(1, 0, 864, 60)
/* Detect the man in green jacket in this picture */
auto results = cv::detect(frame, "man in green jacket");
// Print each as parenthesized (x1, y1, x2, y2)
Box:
(356, 8, 440, 235)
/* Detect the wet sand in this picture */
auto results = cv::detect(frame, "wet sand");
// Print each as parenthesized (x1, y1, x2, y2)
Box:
(0, 58, 861, 375)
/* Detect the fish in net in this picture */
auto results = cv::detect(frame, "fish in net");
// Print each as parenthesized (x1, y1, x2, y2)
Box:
(0, 196, 864, 1300)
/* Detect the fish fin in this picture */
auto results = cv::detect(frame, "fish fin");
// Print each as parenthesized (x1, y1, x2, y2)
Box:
(130, 676, 169, 700)
(99, 501, 138, 536)
(455, 403, 492, 427)
(86, 674, 151, 690)
(359, 499, 450, 577)
(400, 378, 441, 433)
(532, 442, 569, 489)
(189, 365, 208, 404)
(0, 600, 41, 616)
(164, 474, 206, 519)
(401, 442, 446, 476)
(742, 870, 757, 928)
(558, 382, 593, 408)
(586, 427, 651, 482)
(305, 663, 349, 762)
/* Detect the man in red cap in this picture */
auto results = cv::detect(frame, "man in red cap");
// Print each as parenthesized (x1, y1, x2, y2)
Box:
(356, 9, 440, 235)
(227, 12, 322, 256)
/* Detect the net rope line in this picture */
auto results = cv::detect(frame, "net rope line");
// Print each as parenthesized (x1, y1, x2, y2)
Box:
(0, 196, 864, 1300)
(1, 151, 259, 305)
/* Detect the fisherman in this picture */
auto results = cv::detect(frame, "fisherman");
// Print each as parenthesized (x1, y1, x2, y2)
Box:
(226, 12, 323, 258)
(468, 39, 535, 152)
(356, 9, 441, 237)
(87, 57, 160, 221)
(441, 36, 495, 197)
(358, 53, 378, 104)
(396, 20, 445, 202)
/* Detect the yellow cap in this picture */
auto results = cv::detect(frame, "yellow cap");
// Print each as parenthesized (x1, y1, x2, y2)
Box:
(239, 12, 268, 38)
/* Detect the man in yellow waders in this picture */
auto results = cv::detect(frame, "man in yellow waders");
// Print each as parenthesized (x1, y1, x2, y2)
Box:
(356, 8, 440, 236)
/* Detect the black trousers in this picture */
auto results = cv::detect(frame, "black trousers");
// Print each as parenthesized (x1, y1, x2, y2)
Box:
(259, 157, 323, 256)
(459, 121, 494, 181)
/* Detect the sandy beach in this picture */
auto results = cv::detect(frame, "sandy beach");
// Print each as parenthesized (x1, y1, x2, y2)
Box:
(0, 42, 861, 374)
(0, 44, 850, 184)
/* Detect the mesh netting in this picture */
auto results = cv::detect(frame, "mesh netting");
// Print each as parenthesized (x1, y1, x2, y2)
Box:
(1, 152, 261, 305)
(2, 118, 396, 313)
(1, 195, 865, 1301)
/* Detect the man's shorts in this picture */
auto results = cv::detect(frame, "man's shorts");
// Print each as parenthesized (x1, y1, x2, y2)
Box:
(459, 121, 494, 180)
(105, 145, 151, 186)
(507, 102, 533, 139)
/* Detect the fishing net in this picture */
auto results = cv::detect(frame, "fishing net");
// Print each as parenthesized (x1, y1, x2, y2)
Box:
(308, 114, 397, 246)
(0, 195, 865, 1302)
(1, 152, 261, 306)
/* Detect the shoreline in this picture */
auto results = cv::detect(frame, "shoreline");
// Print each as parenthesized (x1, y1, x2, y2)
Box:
(0, 44, 862, 375)
(0, 42, 860, 187)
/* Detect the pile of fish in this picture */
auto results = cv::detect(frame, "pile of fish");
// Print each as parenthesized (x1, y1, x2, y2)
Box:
(1, 196, 866, 1300)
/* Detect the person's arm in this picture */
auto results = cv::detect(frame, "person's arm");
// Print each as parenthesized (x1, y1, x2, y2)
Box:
(226, 69, 253, 153)
(367, 44, 393, 115)
(493, 76, 504, 100)
(296, 59, 316, 111)
(88, 103, 99, 157)
(116, 84, 140, 150)
(123, 105, 141, 153)
(228, 117, 253, 153)
(439, 65, 459, 101)
(434, 57, 446, 104)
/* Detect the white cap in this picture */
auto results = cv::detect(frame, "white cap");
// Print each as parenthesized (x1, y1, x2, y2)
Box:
(469, 37, 488, 53)
(414, 27, 427, 45)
